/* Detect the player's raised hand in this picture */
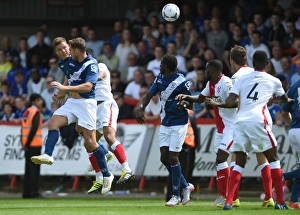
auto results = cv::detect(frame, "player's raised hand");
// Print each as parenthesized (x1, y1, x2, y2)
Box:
(175, 94, 189, 101)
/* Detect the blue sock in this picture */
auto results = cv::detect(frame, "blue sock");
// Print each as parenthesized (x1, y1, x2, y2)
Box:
(44, 130, 59, 156)
(283, 169, 300, 180)
(290, 179, 300, 203)
(92, 146, 110, 177)
(171, 163, 182, 197)
(99, 141, 109, 154)
(167, 164, 189, 188)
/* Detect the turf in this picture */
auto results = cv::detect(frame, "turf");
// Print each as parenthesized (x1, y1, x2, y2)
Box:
(0, 198, 298, 215)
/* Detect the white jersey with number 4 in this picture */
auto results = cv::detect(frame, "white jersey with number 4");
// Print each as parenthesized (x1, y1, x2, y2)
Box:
(230, 70, 285, 124)
(95, 63, 113, 101)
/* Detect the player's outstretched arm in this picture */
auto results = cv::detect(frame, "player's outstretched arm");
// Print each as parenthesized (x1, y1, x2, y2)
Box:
(206, 93, 238, 108)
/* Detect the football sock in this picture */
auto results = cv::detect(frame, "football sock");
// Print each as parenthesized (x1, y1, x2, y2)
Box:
(283, 169, 300, 180)
(259, 163, 272, 200)
(44, 130, 59, 156)
(216, 162, 229, 197)
(230, 162, 240, 200)
(112, 141, 127, 164)
(227, 165, 243, 205)
(290, 179, 300, 203)
(171, 163, 182, 197)
(270, 161, 284, 204)
(87, 151, 100, 172)
(92, 146, 110, 177)
(95, 171, 103, 181)
(166, 164, 188, 188)
(99, 142, 109, 155)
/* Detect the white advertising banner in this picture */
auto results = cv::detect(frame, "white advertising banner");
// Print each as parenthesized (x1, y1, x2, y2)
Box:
(143, 124, 297, 177)
(0, 123, 154, 176)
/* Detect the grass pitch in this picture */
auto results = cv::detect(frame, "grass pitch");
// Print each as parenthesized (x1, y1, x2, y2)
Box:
(0, 197, 298, 215)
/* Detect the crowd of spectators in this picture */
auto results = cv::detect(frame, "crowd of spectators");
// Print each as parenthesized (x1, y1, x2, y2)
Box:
(0, 0, 300, 123)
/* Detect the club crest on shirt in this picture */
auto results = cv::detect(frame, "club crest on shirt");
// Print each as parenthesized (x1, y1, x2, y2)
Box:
(90, 65, 98, 73)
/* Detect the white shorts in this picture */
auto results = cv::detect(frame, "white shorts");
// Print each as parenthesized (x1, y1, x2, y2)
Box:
(54, 98, 97, 131)
(159, 124, 188, 152)
(232, 121, 277, 153)
(288, 128, 300, 165)
(214, 124, 233, 154)
(96, 99, 119, 134)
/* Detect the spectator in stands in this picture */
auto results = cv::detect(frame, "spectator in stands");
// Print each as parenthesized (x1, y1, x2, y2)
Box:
(291, 37, 300, 70)
(143, 92, 160, 121)
(282, 20, 300, 49)
(158, 22, 167, 47)
(206, 18, 228, 60)
(245, 31, 270, 67)
(180, 3, 194, 24)
(28, 54, 48, 77)
(267, 97, 284, 126)
(253, 12, 268, 36)
(13, 96, 27, 122)
(186, 55, 204, 80)
(241, 22, 257, 47)
(26, 68, 46, 101)
(144, 70, 156, 89)
(223, 24, 244, 75)
(141, 23, 153, 47)
(131, 7, 147, 42)
(115, 29, 139, 82)
(203, 48, 217, 65)
(264, 12, 286, 48)
(39, 98, 53, 124)
(291, 59, 300, 85)
(124, 69, 145, 100)
(266, 60, 276, 77)
(147, 0, 164, 23)
(0, 81, 12, 109)
(147, 35, 158, 55)
(18, 37, 29, 68)
(148, 15, 160, 39)
(194, 0, 211, 35)
(69, 25, 81, 40)
(27, 24, 51, 48)
(182, 19, 194, 44)
(281, 55, 296, 84)
(110, 70, 127, 95)
(163, 22, 177, 48)
(175, 31, 185, 56)
(167, 41, 187, 74)
(7, 56, 29, 87)
(182, 28, 201, 63)
(147, 45, 165, 76)
(136, 40, 155, 69)
(47, 57, 64, 84)
(1, 36, 18, 62)
(126, 52, 144, 83)
(0, 49, 12, 83)
(86, 28, 104, 58)
(110, 20, 123, 51)
(229, 0, 254, 23)
(0, 102, 16, 122)
(270, 45, 284, 75)
(41, 75, 57, 110)
(96, 42, 119, 71)
(230, 5, 246, 31)
(9, 70, 28, 99)
(26, 30, 53, 69)
(113, 92, 133, 120)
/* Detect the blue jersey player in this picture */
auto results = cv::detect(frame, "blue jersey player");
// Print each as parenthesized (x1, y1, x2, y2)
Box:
(135, 54, 195, 206)
(282, 79, 300, 209)
(31, 37, 114, 194)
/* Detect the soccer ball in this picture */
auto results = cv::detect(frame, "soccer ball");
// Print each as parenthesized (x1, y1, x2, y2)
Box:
(162, 3, 180, 22)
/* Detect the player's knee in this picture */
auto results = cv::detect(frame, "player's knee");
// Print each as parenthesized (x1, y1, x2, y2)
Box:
(104, 133, 114, 144)
(169, 155, 179, 165)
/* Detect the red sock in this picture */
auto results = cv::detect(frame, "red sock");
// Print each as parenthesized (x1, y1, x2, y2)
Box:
(271, 168, 284, 204)
(217, 167, 230, 197)
(113, 144, 127, 164)
(230, 166, 240, 200)
(227, 170, 242, 205)
(261, 165, 272, 200)
(88, 151, 100, 172)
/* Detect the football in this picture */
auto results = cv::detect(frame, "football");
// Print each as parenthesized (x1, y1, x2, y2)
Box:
(162, 3, 180, 22)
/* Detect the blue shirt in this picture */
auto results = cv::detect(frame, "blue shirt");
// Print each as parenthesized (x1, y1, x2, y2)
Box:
(268, 103, 282, 123)
(148, 73, 191, 126)
(58, 54, 99, 99)
(282, 79, 300, 129)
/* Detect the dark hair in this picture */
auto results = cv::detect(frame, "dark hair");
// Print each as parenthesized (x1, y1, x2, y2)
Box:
(29, 93, 42, 103)
(206, 59, 223, 73)
(162, 54, 178, 71)
(252, 30, 262, 37)
(252, 50, 268, 70)
(230, 45, 247, 65)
